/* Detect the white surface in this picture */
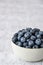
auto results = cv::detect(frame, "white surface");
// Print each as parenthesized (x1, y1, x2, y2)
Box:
(0, 0, 43, 65)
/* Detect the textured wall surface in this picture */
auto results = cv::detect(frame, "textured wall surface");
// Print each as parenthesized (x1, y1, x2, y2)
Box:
(0, 0, 43, 65)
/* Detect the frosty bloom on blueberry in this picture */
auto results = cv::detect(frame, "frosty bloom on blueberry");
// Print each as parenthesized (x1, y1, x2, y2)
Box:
(12, 28, 43, 48)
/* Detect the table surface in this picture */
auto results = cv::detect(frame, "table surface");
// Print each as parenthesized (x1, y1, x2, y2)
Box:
(0, 0, 43, 65)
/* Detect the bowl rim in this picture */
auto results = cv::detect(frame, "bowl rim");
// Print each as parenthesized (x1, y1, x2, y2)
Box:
(12, 41, 43, 50)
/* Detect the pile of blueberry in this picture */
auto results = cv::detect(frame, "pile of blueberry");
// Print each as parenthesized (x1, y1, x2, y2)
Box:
(12, 28, 43, 48)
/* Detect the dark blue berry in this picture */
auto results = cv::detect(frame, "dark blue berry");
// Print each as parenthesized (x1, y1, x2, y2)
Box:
(24, 32, 31, 39)
(26, 28, 32, 32)
(22, 29, 28, 33)
(28, 40, 34, 47)
(33, 45, 39, 48)
(40, 43, 43, 48)
(27, 39, 30, 42)
(16, 42, 22, 47)
(12, 36, 17, 43)
(22, 29, 26, 34)
(35, 39, 41, 45)
(20, 37, 26, 43)
(41, 39, 43, 43)
(33, 28, 40, 32)
(18, 31, 24, 37)
(35, 32, 39, 36)
(18, 31, 24, 40)
(30, 35, 36, 41)
(13, 33, 18, 37)
(23, 42, 28, 47)
(26, 46, 31, 48)
(30, 28, 40, 35)
(36, 34, 41, 39)
(39, 31, 43, 35)
(30, 29, 35, 35)
(18, 35, 21, 40)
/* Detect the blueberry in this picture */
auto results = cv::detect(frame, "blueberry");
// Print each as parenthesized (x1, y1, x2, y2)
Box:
(33, 45, 39, 48)
(26, 28, 32, 32)
(36, 34, 41, 39)
(22, 29, 26, 34)
(12, 33, 18, 43)
(15, 41, 19, 45)
(30, 28, 40, 35)
(24, 32, 31, 39)
(18, 30, 22, 33)
(41, 39, 43, 43)
(23, 42, 28, 47)
(40, 43, 43, 48)
(18, 31, 24, 40)
(28, 40, 34, 47)
(35, 32, 39, 36)
(30, 29, 35, 35)
(27, 39, 30, 42)
(18, 35, 21, 40)
(35, 39, 41, 45)
(20, 37, 26, 43)
(26, 46, 31, 48)
(16, 41, 22, 47)
(12, 36, 17, 43)
(39, 31, 43, 35)
(30, 35, 36, 41)
(18, 32, 23, 36)
(13, 33, 18, 37)
(22, 29, 28, 33)
(30, 29, 32, 32)
(39, 31, 43, 38)
(33, 28, 40, 32)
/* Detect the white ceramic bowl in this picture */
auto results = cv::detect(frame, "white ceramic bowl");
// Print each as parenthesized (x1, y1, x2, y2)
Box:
(11, 41, 43, 62)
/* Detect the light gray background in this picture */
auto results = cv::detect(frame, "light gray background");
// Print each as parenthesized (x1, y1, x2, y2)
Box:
(0, 0, 43, 65)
